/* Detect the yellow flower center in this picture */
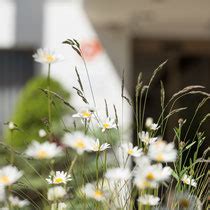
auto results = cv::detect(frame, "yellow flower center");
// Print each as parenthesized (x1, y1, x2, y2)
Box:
(146, 172, 155, 181)
(37, 150, 49, 159)
(156, 153, 164, 162)
(128, 149, 134, 155)
(75, 139, 86, 149)
(82, 111, 91, 118)
(103, 123, 110, 128)
(54, 177, 64, 184)
(94, 190, 103, 198)
(179, 199, 190, 208)
(45, 54, 55, 63)
(0, 176, 10, 184)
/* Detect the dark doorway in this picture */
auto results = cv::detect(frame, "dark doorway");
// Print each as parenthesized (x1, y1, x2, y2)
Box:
(132, 38, 210, 153)
(0, 49, 35, 135)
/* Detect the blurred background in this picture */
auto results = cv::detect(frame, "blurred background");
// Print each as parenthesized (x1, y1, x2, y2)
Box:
(0, 0, 210, 143)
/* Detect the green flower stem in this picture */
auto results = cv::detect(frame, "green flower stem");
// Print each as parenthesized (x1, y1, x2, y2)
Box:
(47, 64, 52, 132)
(96, 151, 99, 187)
(6, 186, 12, 210)
(68, 155, 78, 174)
(10, 130, 14, 164)
(102, 151, 107, 188)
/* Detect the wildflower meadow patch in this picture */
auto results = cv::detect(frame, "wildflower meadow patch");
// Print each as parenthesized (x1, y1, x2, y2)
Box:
(0, 39, 209, 210)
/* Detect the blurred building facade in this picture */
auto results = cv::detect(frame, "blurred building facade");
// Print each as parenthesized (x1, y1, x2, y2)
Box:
(0, 0, 210, 140)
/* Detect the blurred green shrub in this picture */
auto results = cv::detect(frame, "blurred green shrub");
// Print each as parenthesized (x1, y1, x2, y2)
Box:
(4, 76, 71, 148)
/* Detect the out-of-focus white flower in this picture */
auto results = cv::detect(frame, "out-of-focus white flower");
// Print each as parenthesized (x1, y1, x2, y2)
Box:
(100, 117, 117, 132)
(145, 118, 159, 131)
(63, 131, 94, 155)
(84, 183, 106, 201)
(135, 155, 151, 167)
(38, 129, 47, 138)
(25, 141, 62, 159)
(8, 122, 16, 130)
(0, 165, 23, 186)
(148, 139, 177, 162)
(72, 107, 95, 120)
(47, 186, 66, 201)
(138, 131, 158, 145)
(105, 168, 130, 181)
(181, 174, 197, 187)
(145, 117, 154, 128)
(9, 196, 29, 208)
(174, 192, 201, 210)
(33, 48, 63, 64)
(89, 139, 110, 152)
(138, 195, 160, 206)
(0, 186, 5, 202)
(121, 142, 142, 157)
(134, 157, 172, 189)
(46, 171, 72, 185)
(51, 202, 67, 210)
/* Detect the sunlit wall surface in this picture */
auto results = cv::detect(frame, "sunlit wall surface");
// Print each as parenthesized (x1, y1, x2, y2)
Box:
(0, 0, 132, 134)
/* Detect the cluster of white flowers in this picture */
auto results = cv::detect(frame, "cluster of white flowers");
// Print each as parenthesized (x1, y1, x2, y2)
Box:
(134, 156, 172, 189)
(46, 170, 71, 209)
(0, 49, 201, 209)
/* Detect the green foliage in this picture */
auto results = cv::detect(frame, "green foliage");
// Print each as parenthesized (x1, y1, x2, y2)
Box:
(4, 76, 71, 148)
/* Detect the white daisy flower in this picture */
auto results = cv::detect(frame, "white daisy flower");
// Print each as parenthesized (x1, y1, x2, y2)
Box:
(33, 48, 63, 64)
(25, 141, 62, 159)
(38, 129, 47, 138)
(89, 139, 110, 152)
(47, 186, 66, 201)
(105, 168, 130, 181)
(121, 142, 142, 157)
(145, 117, 154, 128)
(9, 196, 29, 208)
(138, 131, 158, 145)
(51, 202, 67, 210)
(84, 183, 106, 201)
(0, 165, 23, 186)
(138, 195, 160, 206)
(72, 107, 95, 120)
(46, 171, 72, 185)
(148, 139, 177, 162)
(63, 131, 94, 155)
(100, 117, 117, 132)
(134, 157, 172, 189)
(181, 174, 197, 187)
